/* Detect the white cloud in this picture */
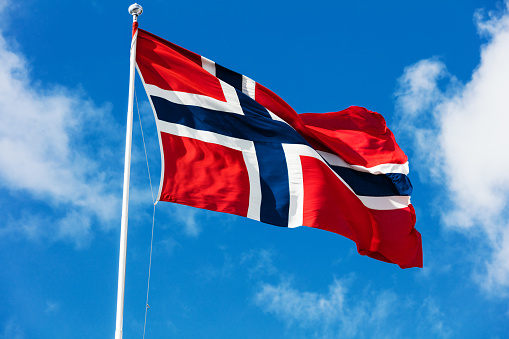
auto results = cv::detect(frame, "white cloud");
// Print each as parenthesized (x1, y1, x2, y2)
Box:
(157, 236, 180, 256)
(177, 207, 201, 237)
(241, 248, 278, 277)
(395, 2, 509, 292)
(158, 204, 202, 237)
(255, 278, 451, 338)
(0, 318, 24, 339)
(44, 300, 60, 314)
(418, 298, 452, 338)
(0, 9, 121, 246)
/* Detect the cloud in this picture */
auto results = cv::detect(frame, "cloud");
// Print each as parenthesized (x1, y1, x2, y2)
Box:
(158, 204, 203, 237)
(0, 318, 24, 339)
(176, 207, 201, 237)
(241, 248, 278, 277)
(44, 301, 60, 315)
(0, 8, 121, 246)
(157, 236, 180, 256)
(255, 278, 451, 338)
(395, 2, 509, 292)
(418, 298, 452, 338)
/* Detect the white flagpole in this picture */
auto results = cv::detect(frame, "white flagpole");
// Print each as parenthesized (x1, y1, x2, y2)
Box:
(115, 4, 143, 339)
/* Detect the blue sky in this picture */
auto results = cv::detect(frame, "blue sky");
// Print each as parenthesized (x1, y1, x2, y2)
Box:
(1, 0, 509, 338)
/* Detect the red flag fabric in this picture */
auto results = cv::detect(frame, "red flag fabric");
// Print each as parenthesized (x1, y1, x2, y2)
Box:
(135, 28, 422, 268)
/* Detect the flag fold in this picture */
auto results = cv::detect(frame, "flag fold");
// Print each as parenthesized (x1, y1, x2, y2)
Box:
(135, 28, 422, 268)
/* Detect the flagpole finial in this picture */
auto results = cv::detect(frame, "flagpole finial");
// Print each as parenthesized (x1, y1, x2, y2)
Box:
(128, 3, 143, 19)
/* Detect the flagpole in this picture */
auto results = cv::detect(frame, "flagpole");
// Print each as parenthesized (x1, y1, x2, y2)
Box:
(115, 4, 143, 339)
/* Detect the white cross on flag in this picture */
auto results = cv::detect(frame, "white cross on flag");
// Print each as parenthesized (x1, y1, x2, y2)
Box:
(135, 26, 422, 268)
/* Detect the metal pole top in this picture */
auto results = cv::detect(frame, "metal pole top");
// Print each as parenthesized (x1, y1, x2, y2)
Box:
(128, 3, 143, 18)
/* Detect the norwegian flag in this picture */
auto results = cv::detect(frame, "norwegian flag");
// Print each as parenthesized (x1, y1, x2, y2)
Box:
(135, 28, 422, 268)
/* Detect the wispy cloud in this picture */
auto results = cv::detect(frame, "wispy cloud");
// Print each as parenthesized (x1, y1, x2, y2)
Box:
(395, 1, 509, 293)
(241, 248, 278, 277)
(158, 204, 203, 237)
(418, 297, 452, 338)
(255, 277, 452, 338)
(0, 318, 24, 339)
(156, 236, 180, 256)
(0, 6, 121, 247)
(44, 301, 60, 315)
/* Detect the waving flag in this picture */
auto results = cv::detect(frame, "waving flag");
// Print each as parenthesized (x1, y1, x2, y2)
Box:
(135, 28, 422, 268)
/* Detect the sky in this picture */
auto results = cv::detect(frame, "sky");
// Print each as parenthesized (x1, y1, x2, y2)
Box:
(1, 0, 509, 338)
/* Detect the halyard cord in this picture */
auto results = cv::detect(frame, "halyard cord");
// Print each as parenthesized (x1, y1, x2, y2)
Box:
(143, 203, 156, 339)
(135, 89, 155, 203)
(134, 89, 156, 339)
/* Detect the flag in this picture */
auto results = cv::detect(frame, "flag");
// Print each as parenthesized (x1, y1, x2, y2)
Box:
(135, 28, 422, 269)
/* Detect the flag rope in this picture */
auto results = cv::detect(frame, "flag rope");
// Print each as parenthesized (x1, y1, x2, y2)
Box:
(134, 89, 157, 338)
(142, 203, 156, 339)
(135, 89, 155, 204)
